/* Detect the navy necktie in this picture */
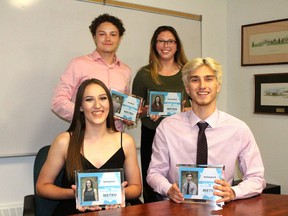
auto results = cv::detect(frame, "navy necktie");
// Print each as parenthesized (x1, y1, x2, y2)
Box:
(186, 182, 190, 194)
(196, 122, 209, 165)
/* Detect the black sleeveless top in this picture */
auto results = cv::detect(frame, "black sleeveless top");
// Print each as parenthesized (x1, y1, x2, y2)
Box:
(83, 189, 96, 201)
(52, 133, 125, 216)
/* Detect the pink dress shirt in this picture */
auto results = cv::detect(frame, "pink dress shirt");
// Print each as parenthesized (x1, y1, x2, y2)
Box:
(147, 109, 266, 200)
(51, 50, 131, 129)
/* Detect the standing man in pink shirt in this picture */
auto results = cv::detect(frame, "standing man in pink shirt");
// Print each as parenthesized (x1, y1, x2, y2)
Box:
(51, 13, 131, 131)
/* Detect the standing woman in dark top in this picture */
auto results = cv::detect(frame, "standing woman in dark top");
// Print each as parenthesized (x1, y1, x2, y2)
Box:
(132, 26, 190, 203)
(36, 79, 141, 215)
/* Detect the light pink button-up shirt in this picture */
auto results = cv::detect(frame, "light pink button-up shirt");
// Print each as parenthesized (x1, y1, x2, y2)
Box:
(51, 50, 131, 129)
(147, 109, 266, 200)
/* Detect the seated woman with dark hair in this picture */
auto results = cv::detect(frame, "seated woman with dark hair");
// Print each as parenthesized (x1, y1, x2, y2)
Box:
(36, 78, 142, 215)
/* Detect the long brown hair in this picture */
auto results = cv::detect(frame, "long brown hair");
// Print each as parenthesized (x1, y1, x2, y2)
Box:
(148, 26, 188, 85)
(65, 79, 117, 181)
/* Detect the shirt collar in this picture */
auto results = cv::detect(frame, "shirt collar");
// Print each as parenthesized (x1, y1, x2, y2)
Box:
(90, 50, 120, 66)
(188, 109, 219, 128)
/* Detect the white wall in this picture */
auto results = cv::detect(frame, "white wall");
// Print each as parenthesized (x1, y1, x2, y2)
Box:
(0, 0, 201, 157)
(226, 0, 288, 194)
(1, 0, 287, 208)
(0, 0, 227, 206)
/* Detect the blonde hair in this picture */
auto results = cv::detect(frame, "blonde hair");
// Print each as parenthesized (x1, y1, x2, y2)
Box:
(182, 57, 223, 87)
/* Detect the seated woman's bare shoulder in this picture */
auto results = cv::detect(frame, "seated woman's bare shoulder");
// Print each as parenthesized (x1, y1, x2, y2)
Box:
(50, 132, 70, 154)
(121, 132, 136, 150)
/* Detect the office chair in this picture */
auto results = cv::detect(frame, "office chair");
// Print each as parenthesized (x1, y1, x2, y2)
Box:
(23, 145, 142, 216)
(23, 145, 63, 216)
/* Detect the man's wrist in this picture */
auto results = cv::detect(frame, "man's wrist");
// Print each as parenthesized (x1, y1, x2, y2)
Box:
(230, 187, 236, 201)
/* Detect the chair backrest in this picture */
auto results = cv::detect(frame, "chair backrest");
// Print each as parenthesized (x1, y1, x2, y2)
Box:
(33, 145, 64, 216)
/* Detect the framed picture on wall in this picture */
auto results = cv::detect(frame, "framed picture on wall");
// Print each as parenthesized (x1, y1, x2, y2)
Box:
(254, 73, 288, 115)
(241, 18, 288, 66)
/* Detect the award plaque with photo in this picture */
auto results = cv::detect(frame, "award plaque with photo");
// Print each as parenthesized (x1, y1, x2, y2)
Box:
(147, 90, 182, 116)
(75, 168, 125, 209)
(176, 164, 225, 207)
(111, 89, 142, 123)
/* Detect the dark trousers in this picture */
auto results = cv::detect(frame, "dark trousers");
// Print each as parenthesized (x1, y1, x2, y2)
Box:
(140, 124, 162, 203)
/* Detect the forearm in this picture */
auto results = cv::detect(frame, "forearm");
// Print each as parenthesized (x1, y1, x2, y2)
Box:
(232, 177, 266, 200)
(36, 183, 74, 200)
(146, 173, 172, 197)
(235, 131, 266, 199)
(51, 99, 74, 121)
(146, 127, 172, 197)
(51, 62, 78, 121)
(124, 184, 142, 200)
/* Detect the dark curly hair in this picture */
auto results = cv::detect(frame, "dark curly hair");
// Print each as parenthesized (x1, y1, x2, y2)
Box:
(89, 13, 126, 37)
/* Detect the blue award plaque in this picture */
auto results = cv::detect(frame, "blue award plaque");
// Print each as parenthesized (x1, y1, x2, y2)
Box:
(75, 168, 125, 209)
(148, 90, 182, 116)
(111, 89, 142, 123)
(176, 164, 225, 207)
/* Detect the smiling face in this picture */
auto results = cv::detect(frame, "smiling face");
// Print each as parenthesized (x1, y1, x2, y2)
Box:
(185, 65, 220, 111)
(156, 30, 177, 61)
(94, 22, 121, 55)
(86, 180, 92, 188)
(80, 83, 110, 127)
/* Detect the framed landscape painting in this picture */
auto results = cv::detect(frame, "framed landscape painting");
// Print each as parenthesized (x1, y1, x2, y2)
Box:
(254, 73, 288, 114)
(242, 18, 288, 66)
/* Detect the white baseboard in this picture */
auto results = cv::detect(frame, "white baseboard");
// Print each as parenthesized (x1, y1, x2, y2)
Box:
(0, 203, 22, 216)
